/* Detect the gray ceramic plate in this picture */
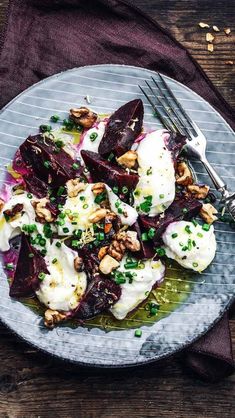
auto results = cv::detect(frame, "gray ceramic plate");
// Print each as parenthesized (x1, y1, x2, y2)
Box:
(0, 64, 235, 367)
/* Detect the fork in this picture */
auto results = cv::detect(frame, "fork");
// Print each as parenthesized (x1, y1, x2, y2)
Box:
(139, 74, 235, 220)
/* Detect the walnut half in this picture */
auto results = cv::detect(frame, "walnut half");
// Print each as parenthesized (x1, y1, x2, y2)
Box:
(66, 178, 86, 198)
(99, 254, 120, 275)
(176, 162, 193, 186)
(200, 203, 218, 224)
(44, 309, 67, 329)
(187, 184, 210, 199)
(116, 150, 138, 169)
(32, 198, 55, 223)
(70, 107, 97, 129)
(74, 256, 84, 272)
(108, 230, 140, 262)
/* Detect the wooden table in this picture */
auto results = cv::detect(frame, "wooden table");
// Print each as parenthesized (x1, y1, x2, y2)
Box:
(0, 1, 234, 417)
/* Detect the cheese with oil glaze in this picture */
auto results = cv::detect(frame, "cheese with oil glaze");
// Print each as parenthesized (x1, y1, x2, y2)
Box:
(162, 221, 216, 272)
(110, 256, 165, 320)
(134, 130, 175, 216)
(78, 121, 106, 156)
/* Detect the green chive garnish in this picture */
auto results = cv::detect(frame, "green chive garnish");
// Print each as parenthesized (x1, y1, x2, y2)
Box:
(39, 238, 46, 247)
(52, 258, 57, 264)
(72, 163, 79, 170)
(55, 242, 62, 248)
(185, 225, 192, 234)
(202, 223, 210, 231)
(124, 261, 138, 269)
(57, 186, 65, 196)
(148, 228, 155, 239)
(83, 204, 89, 209)
(197, 232, 203, 238)
(159, 194, 165, 199)
(90, 132, 98, 142)
(122, 186, 128, 194)
(182, 208, 188, 214)
(50, 115, 60, 122)
(155, 248, 166, 257)
(5, 263, 14, 271)
(112, 186, 119, 194)
(38, 272, 46, 280)
(43, 160, 50, 169)
(172, 233, 178, 238)
(39, 124, 51, 133)
(63, 227, 69, 233)
(27, 193, 33, 199)
(59, 212, 66, 219)
(55, 140, 64, 148)
(193, 262, 198, 268)
(28, 253, 34, 258)
(141, 232, 149, 241)
(135, 329, 142, 338)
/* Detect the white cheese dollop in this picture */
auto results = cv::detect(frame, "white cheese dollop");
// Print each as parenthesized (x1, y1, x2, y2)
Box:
(78, 121, 106, 156)
(110, 256, 165, 320)
(134, 130, 175, 216)
(162, 221, 216, 272)
(0, 193, 44, 252)
(105, 185, 138, 226)
(36, 242, 87, 311)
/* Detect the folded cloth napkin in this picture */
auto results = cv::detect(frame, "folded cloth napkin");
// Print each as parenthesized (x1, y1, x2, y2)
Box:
(0, 0, 234, 381)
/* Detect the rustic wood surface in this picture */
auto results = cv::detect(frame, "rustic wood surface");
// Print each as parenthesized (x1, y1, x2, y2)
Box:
(0, 1, 235, 417)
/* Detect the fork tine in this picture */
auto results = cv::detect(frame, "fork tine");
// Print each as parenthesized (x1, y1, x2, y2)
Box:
(139, 85, 174, 132)
(151, 76, 190, 137)
(144, 80, 179, 133)
(157, 73, 198, 137)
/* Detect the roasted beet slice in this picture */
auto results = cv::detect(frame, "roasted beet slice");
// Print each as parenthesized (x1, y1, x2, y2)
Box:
(165, 131, 186, 161)
(131, 221, 155, 259)
(81, 150, 139, 190)
(74, 275, 121, 319)
(140, 196, 202, 243)
(23, 174, 49, 198)
(10, 233, 49, 298)
(98, 99, 144, 157)
(20, 134, 78, 187)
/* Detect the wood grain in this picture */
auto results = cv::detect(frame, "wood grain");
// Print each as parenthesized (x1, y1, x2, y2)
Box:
(0, 1, 235, 417)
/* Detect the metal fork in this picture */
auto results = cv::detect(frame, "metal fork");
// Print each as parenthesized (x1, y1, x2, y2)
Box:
(139, 74, 235, 219)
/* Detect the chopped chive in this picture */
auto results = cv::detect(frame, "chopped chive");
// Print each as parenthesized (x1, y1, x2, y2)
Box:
(187, 239, 192, 251)
(59, 212, 66, 219)
(197, 232, 203, 238)
(28, 253, 34, 258)
(39, 238, 46, 247)
(192, 219, 198, 227)
(58, 219, 65, 226)
(112, 186, 119, 194)
(155, 248, 166, 257)
(63, 227, 69, 233)
(146, 167, 152, 175)
(74, 229, 82, 238)
(40, 249, 47, 256)
(65, 209, 72, 214)
(71, 240, 79, 247)
(62, 118, 75, 131)
(55, 242, 62, 248)
(43, 160, 50, 169)
(94, 192, 106, 204)
(202, 223, 210, 231)
(134, 329, 142, 338)
(124, 261, 138, 269)
(72, 162, 79, 170)
(150, 305, 158, 316)
(97, 232, 105, 241)
(159, 194, 165, 199)
(182, 246, 188, 251)
(137, 261, 145, 269)
(118, 207, 123, 214)
(172, 233, 178, 239)
(50, 196, 56, 203)
(5, 263, 14, 271)
(58, 203, 63, 209)
(122, 186, 128, 194)
(55, 140, 64, 148)
(115, 277, 126, 285)
(107, 152, 115, 161)
(90, 132, 98, 142)
(71, 221, 78, 225)
(193, 262, 198, 268)
(185, 225, 192, 234)
(148, 227, 155, 239)
(27, 193, 33, 199)
(83, 203, 89, 209)
(38, 272, 46, 280)
(182, 208, 188, 214)
(39, 124, 51, 133)
(52, 258, 57, 264)
(115, 201, 120, 208)
(57, 186, 65, 196)
(141, 232, 149, 242)
(50, 115, 60, 122)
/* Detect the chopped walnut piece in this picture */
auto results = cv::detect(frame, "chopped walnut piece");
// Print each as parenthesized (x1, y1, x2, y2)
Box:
(187, 184, 210, 199)
(0, 198, 4, 212)
(44, 309, 67, 329)
(32, 198, 55, 223)
(74, 256, 84, 272)
(99, 254, 120, 275)
(206, 32, 215, 42)
(91, 182, 105, 196)
(116, 230, 140, 252)
(88, 208, 109, 223)
(108, 239, 126, 261)
(116, 150, 138, 169)
(176, 162, 193, 186)
(98, 246, 109, 260)
(3, 203, 24, 221)
(66, 179, 86, 198)
(224, 28, 231, 35)
(213, 25, 220, 32)
(70, 107, 97, 129)
(208, 44, 214, 52)
(200, 203, 218, 224)
(198, 22, 210, 28)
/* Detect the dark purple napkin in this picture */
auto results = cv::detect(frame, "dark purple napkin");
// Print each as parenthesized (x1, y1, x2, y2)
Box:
(0, 0, 234, 381)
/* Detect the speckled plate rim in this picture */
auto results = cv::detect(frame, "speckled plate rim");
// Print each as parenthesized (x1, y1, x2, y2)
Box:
(0, 64, 234, 368)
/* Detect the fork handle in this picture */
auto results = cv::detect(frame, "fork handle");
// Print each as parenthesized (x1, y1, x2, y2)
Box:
(201, 157, 226, 191)
(201, 157, 235, 220)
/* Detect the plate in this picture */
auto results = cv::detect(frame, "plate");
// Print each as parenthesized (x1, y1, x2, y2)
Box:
(0, 64, 234, 367)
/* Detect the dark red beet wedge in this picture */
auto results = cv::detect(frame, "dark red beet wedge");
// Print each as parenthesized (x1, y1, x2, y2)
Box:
(20, 134, 79, 187)
(98, 99, 144, 157)
(81, 150, 139, 190)
(74, 275, 121, 319)
(23, 174, 49, 198)
(10, 233, 49, 298)
(140, 196, 202, 243)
